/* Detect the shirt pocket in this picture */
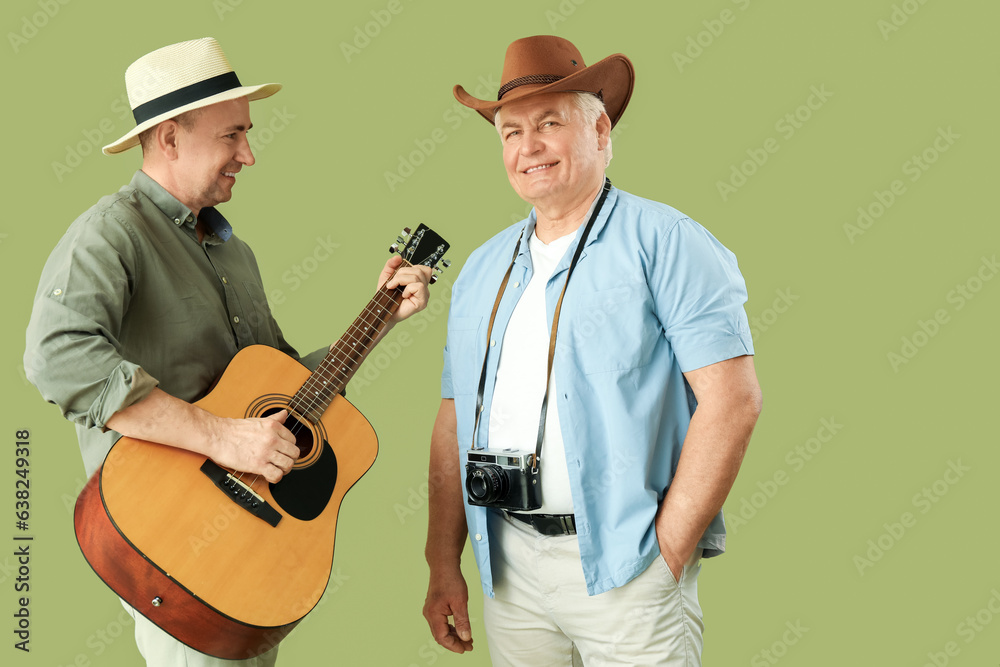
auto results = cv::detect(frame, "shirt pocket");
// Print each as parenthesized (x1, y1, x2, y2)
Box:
(446, 316, 483, 397)
(564, 282, 658, 375)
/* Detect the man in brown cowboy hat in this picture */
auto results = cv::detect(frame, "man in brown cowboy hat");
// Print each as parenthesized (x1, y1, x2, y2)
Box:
(423, 35, 762, 665)
(24, 37, 430, 666)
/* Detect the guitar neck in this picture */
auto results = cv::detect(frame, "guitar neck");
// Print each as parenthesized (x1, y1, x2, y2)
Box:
(289, 262, 410, 423)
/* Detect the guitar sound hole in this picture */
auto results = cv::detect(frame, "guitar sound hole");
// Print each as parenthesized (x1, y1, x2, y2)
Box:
(261, 407, 314, 459)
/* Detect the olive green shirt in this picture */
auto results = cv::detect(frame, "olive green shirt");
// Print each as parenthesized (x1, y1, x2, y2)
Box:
(25, 170, 327, 476)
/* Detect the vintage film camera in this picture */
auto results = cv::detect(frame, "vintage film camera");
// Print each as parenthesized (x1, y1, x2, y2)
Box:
(465, 448, 542, 511)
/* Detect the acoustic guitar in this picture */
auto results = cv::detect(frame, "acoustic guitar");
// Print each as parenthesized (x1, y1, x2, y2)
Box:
(74, 225, 449, 659)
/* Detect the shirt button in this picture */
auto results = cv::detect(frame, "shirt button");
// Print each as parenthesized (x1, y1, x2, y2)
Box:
(474, 534, 482, 541)
(221, 276, 228, 284)
(233, 316, 240, 324)
(490, 339, 496, 347)
(512, 282, 520, 288)
(52, 288, 62, 296)
(186, 215, 193, 223)
(173, 218, 182, 225)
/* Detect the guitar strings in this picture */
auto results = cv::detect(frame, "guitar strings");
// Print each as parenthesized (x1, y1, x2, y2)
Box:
(291, 266, 408, 420)
(221, 289, 395, 494)
(216, 236, 446, 508)
(228, 265, 410, 494)
(293, 286, 399, 416)
(232, 233, 448, 491)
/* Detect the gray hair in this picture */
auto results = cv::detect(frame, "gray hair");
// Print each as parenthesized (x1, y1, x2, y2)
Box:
(570, 92, 613, 168)
(494, 92, 613, 168)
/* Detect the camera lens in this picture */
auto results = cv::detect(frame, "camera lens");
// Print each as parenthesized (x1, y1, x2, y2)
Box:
(466, 465, 509, 504)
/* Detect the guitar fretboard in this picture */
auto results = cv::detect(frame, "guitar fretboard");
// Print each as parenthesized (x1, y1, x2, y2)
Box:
(288, 267, 409, 423)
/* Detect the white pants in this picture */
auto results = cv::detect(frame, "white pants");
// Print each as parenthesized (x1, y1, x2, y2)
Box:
(484, 512, 704, 666)
(121, 600, 280, 666)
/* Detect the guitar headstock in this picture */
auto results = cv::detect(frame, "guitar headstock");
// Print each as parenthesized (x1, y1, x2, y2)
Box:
(390, 224, 451, 283)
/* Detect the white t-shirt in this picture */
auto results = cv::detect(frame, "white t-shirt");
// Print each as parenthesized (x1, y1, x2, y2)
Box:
(487, 229, 577, 514)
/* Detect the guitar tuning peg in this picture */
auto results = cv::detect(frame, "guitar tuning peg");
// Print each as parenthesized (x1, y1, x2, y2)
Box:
(442, 260, 452, 268)
(430, 274, 438, 285)
(401, 227, 411, 236)
(389, 242, 399, 253)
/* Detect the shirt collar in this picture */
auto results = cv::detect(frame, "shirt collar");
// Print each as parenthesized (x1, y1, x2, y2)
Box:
(519, 182, 618, 261)
(129, 170, 234, 243)
(199, 206, 233, 242)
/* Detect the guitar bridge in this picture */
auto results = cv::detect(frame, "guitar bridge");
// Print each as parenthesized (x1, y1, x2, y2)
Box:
(200, 460, 282, 527)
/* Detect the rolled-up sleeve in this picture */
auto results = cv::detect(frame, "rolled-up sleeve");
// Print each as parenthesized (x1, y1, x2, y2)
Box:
(24, 212, 159, 429)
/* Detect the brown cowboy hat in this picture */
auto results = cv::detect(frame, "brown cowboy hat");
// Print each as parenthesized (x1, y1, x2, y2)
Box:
(454, 35, 634, 128)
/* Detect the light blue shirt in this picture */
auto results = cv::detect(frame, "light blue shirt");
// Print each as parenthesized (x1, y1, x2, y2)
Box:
(441, 186, 754, 596)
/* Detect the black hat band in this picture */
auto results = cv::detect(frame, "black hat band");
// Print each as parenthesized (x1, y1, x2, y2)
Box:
(132, 71, 242, 125)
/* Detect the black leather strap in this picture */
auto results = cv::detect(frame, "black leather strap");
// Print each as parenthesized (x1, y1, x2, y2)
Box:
(471, 178, 612, 474)
(532, 177, 612, 470)
(471, 233, 524, 449)
(507, 511, 577, 536)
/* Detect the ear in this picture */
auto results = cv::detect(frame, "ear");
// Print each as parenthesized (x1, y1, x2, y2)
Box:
(155, 120, 182, 161)
(596, 112, 612, 151)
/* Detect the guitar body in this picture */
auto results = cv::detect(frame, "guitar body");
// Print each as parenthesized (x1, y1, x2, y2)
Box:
(72, 224, 449, 659)
(74, 344, 378, 660)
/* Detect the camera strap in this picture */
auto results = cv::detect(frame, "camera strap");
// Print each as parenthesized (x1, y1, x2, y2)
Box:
(471, 177, 612, 472)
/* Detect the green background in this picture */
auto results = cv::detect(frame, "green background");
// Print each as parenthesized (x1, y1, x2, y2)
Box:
(3, 0, 997, 665)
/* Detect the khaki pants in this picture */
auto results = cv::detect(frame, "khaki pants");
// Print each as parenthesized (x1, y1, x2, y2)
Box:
(121, 600, 280, 666)
(484, 512, 704, 666)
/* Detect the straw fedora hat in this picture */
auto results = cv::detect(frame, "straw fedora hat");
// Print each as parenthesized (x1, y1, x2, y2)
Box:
(102, 37, 281, 155)
(454, 35, 634, 128)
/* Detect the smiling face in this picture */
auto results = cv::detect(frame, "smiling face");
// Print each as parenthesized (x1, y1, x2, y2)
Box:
(496, 92, 611, 217)
(170, 97, 255, 216)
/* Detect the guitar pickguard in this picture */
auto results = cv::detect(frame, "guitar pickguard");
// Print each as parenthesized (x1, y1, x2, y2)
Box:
(252, 402, 339, 522)
(269, 440, 338, 521)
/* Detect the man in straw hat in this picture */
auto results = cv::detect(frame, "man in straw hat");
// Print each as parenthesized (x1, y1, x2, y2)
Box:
(24, 37, 430, 666)
(423, 36, 762, 665)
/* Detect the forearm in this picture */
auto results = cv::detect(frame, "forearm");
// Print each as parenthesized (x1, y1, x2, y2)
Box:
(425, 399, 468, 573)
(104, 386, 299, 483)
(656, 405, 757, 557)
(422, 399, 475, 652)
(105, 387, 221, 459)
(656, 356, 763, 567)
